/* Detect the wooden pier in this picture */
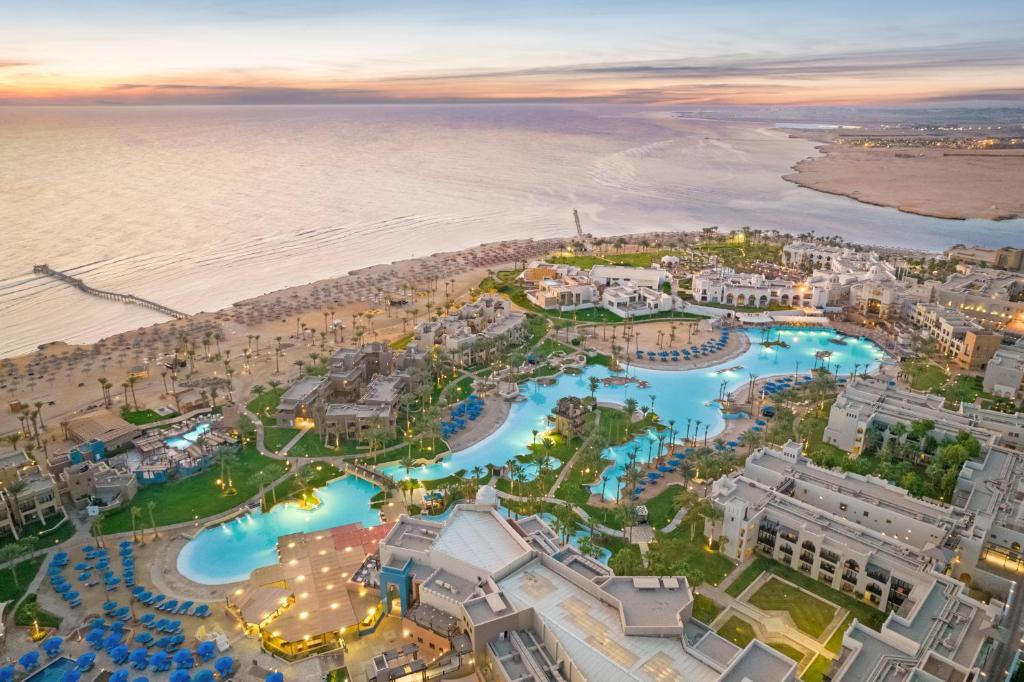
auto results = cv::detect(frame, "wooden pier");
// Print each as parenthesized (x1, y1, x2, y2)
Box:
(32, 264, 188, 320)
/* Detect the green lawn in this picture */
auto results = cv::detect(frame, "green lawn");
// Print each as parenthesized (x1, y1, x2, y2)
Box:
(717, 616, 756, 647)
(901, 360, 947, 392)
(390, 333, 414, 350)
(645, 512, 735, 586)
(263, 426, 301, 452)
(692, 594, 722, 624)
(0, 516, 75, 550)
(121, 408, 177, 425)
(0, 556, 44, 604)
(748, 577, 837, 638)
(802, 655, 834, 682)
(15, 592, 60, 628)
(727, 557, 886, 632)
(247, 387, 284, 426)
(643, 484, 683, 529)
(770, 642, 806, 664)
(825, 614, 854, 653)
(101, 447, 288, 532)
(264, 462, 343, 509)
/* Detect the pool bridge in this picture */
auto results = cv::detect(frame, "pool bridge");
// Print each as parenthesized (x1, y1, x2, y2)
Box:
(32, 264, 188, 320)
(342, 461, 395, 489)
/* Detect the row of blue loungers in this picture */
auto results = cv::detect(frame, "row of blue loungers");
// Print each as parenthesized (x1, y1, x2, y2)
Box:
(630, 450, 692, 499)
(7, 541, 262, 682)
(440, 394, 484, 439)
(636, 330, 731, 362)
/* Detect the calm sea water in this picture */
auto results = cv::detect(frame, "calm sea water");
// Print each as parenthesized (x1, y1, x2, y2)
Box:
(2, 104, 1020, 357)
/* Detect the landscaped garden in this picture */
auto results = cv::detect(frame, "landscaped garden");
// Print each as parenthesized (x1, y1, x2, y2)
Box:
(717, 615, 756, 647)
(726, 557, 886, 632)
(748, 577, 837, 638)
(101, 446, 288, 533)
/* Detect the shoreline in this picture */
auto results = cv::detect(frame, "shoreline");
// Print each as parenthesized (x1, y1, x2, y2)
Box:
(782, 142, 1024, 222)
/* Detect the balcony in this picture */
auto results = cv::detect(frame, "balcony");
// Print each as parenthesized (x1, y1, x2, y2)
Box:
(866, 569, 889, 584)
(778, 543, 793, 556)
(820, 550, 840, 564)
(801, 540, 817, 552)
(866, 583, 883, 596)
(820, 561, 835, 574)
(842, 571, 858, 584)
(799, 562, 813, 574)
(800, 552, 815, 564)
(780, 531, 799, 544)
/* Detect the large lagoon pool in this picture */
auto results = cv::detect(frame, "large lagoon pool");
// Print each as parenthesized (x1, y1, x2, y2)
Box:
(381, 327, 885, 499)
(177, 327, 884, 584)
(177, 475, 382, 584)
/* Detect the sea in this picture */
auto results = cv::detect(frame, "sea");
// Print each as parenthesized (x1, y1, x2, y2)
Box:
(1, 104, 1021, 358)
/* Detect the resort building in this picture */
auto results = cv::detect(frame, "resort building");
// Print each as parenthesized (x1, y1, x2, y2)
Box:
(525, 274, 599, 312)
(933, 267, 1024, 331)
(227, 522, 395, 658)
(823, 377, 1024, 455)
(946, 245, 1024, 272)
(66, 409, 141, 453)
(275, 375, 331, 428)
(61, 459, 138, 509)
(0, 449, 63, 532)
(910, 302, 1003, 370)
(782, 242, 849, 269)
(375, 490, 798, 682)
(590, 264, 670, 289)
(411, 294, 526, 365)
(709, 443, 1000, 681)
(847, 276, 936, 321)
(983, 338, 1024, 404)
(691, 268, 824, 308)
(601, 283, 682, 318)
(552, 396, 587, 438)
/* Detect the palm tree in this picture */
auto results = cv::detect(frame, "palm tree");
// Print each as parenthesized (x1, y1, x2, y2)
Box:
(130, 505, 142, 543)
(396, 452, 415, 503)
(739, 428, 763, 454)
(146, 500, 159, 540)
(98, 377, 110, 407)
(588, 376, 600, 401)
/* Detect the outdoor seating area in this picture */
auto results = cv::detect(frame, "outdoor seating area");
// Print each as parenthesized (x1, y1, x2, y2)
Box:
(629, 449, 691, 500)
(635, 329, 731, 363)
(440, 394, 485, 439)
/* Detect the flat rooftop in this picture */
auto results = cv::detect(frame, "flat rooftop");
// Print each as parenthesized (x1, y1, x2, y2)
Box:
(599, 577, 690, 630)
(499, 561, 717, 682)
(719, 640, 798, 682)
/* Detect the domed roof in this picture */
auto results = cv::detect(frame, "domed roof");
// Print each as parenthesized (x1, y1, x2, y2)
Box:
(475, 484, 499, 508)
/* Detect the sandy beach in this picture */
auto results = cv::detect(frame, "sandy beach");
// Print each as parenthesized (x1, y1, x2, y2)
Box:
(0, 238, 559, 438)
(784, 143, 1024, 221)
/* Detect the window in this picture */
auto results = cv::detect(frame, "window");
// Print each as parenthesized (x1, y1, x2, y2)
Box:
(863, 511, 869, 517)
(839, 503, 848, 511)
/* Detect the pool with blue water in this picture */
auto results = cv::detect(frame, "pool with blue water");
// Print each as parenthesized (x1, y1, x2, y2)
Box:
(178, 327, 884, 583)
(164, 422, 211, 450)
(177, 475, 382, 584)
(23, 657, 75, 682)
(381, 327, 885, 501)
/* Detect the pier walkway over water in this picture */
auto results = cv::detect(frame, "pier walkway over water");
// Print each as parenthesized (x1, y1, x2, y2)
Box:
(32, 264, 188, 320)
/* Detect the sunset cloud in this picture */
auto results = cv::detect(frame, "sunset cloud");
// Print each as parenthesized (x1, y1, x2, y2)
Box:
(1, 1, 1022, 106)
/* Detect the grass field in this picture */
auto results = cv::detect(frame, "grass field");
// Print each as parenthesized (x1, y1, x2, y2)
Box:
(247, 387, 284, 426)
(748, 577, 837, 638)
(121, 408, 177, 425)
(770, 642, 806, 664)
(727, 557, 886, 633)
(692, 594, 722, 624)
(717, 616, 756, 647)
(0, 557, 44, 605)
(101, 447, 288, 532)
(802, 655, 834, 682)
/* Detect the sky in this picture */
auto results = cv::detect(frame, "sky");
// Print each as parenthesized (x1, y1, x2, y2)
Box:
(2, 0, 1024, 106)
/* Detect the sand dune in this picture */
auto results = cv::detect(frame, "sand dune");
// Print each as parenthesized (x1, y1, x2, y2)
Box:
(784, 145, 1024, 221)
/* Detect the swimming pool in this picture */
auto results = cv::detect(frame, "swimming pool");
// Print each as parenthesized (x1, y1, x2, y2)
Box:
(165, 422, 211, 450)
(539, 512, 612, 564)
(24, 657, 75, 682)
(381, 327, 885, 500)
(177, 475, 382, 584)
